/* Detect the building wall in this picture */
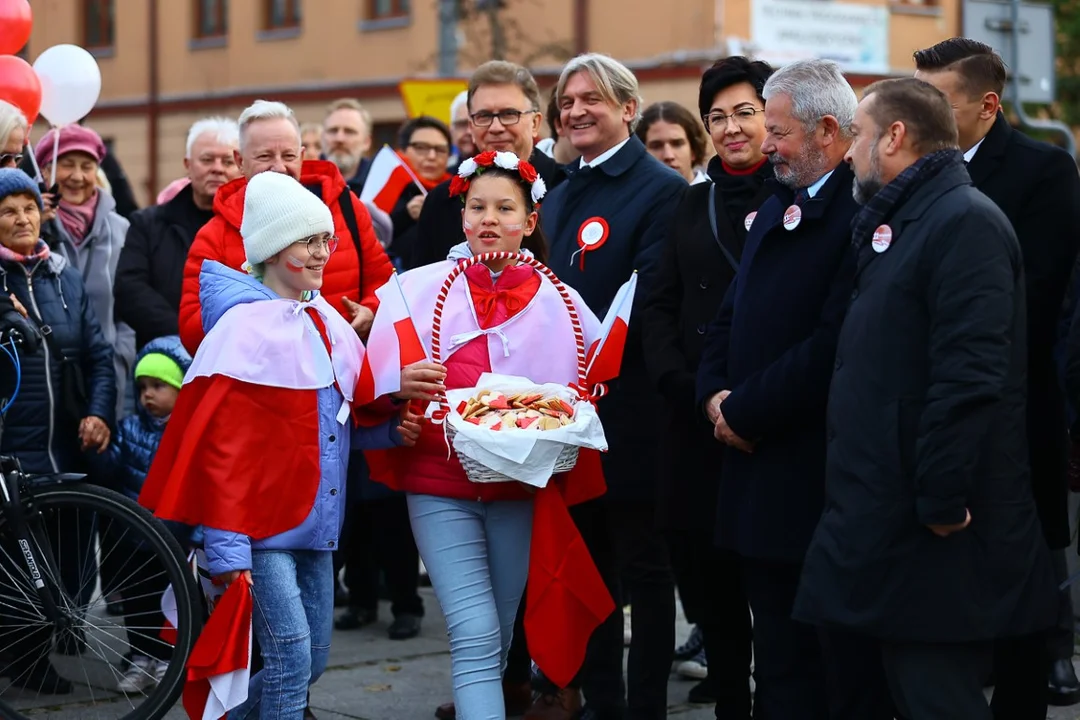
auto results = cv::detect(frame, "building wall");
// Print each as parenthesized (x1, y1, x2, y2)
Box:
(23, 0, 962, 207)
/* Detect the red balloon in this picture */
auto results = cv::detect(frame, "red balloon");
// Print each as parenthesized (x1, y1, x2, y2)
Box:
(0, 0, 31, 56)
(0, 55, 41, 125)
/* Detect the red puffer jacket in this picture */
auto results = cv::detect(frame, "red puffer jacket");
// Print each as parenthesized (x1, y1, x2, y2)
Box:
(178, 160, 394, 354)
(399, 262, 541, 501)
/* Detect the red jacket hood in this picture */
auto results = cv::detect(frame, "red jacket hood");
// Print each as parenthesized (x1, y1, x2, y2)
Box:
(212, 160, 349, 228)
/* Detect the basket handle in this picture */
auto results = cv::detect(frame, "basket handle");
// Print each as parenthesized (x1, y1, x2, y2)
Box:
(431, 252, 587, 411)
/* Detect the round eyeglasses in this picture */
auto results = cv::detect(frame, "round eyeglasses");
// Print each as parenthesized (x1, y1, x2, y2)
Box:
(294, 234, 339, 256)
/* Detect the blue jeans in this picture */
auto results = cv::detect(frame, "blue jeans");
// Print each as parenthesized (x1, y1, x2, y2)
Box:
(407, 494, 534, 720)
(232, 550, 334, 720)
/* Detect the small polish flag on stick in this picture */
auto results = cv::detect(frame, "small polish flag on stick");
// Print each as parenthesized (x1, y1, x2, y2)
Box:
(359, 145, 428, 214)
(585, 272, 637, 386)
(356, 273, 429, 406)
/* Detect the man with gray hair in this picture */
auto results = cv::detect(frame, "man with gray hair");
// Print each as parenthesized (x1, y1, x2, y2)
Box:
(178, 99, 393, 353)
(532, 52, 686, 720)
(796, 76, 1056, 719)
(116, 116, 243, 348)
(695, 58, 859, 720)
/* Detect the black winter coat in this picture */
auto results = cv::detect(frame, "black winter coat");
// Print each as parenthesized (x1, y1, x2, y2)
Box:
(1, 254, 116, 474)
(967, 113, 1080, 550)
(696, 162, 858, 561)
(795, 162, 1055, 642)
(114, 184, 214, 349)
(407, 150, 565, 270)
(543, 136, 687, 501)
(643, 158, 773, 531)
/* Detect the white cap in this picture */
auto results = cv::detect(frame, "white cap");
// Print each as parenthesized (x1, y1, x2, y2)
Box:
(240, 171, 334, 265)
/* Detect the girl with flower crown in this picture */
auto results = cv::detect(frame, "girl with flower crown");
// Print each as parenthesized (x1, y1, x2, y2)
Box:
(366, 150, 615, 719)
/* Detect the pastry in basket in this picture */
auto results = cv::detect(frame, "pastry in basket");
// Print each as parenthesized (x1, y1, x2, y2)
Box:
(457, 390, 575, 430)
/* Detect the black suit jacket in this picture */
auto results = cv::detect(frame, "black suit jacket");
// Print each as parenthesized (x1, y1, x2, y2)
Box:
(969, 113, 1080, 549)
(696, 163, 858, 561)
(114, 184, 214, 349)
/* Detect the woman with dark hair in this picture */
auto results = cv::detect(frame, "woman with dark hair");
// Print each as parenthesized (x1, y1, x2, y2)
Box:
(389, 116, 454, 264)
(641, 55, 774, 715)
(636, 101, 711, 184)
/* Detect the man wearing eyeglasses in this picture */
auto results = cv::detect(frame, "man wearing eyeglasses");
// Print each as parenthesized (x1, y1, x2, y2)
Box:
(406, 60, 566, 270)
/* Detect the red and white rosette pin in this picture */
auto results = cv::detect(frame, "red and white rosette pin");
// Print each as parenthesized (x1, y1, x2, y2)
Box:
(571, 216, 610, 271)
(871, 224, 893, 253)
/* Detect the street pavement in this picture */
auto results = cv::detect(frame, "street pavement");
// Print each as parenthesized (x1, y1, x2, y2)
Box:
(24, 588, 1080, 719)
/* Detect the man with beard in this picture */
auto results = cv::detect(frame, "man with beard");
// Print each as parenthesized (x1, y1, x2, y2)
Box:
(116, 117, 242, 349)
(695, 58, 858, 719)
(322, 98, 374, 193)
(794, 76, 1055, 718)
(914, 39, 1080, 714)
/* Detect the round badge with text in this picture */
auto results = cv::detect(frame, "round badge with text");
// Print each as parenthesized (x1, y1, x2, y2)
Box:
(872, 224, 893, 254)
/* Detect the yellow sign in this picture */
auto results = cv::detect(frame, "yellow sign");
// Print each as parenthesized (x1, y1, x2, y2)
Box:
(398, 79, 469, 126)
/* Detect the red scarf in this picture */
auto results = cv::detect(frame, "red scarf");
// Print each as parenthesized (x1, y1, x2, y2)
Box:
(398, 151, 451, 192)
(0, 238, 50, 266)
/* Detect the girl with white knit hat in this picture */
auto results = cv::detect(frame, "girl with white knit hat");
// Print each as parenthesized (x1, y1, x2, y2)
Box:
(140, 171, 421, 720)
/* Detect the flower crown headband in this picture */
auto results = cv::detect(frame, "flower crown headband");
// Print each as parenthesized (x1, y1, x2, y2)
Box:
(449, 150, 547, 205)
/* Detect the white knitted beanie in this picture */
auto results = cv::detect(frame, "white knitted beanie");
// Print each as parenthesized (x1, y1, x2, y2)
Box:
(240, 171, 335, 265)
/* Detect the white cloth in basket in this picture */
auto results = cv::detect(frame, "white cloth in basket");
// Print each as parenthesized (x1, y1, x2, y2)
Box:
(445, 373, 608, 487)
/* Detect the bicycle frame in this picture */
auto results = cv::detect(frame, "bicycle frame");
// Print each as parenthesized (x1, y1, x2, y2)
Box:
(0, 330, 84, 628)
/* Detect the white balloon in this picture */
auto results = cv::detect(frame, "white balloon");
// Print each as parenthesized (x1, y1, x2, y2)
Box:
(33, 44, 102, 126)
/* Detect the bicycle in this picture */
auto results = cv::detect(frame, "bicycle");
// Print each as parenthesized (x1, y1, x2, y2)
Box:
(0, 322, 201, 720)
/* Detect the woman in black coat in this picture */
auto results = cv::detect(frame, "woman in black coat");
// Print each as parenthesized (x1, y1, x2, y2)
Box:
(641, 56, 774, 716)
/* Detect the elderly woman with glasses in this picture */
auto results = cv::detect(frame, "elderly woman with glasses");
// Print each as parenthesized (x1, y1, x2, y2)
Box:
(0, 100, 27, 170)
(34, 125, 136, 419)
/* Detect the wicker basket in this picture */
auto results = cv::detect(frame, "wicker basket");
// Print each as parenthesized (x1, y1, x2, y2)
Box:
(432, 252, 588, 483)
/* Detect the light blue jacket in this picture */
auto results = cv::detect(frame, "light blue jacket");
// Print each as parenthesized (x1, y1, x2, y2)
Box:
(197, 261, 402, 575)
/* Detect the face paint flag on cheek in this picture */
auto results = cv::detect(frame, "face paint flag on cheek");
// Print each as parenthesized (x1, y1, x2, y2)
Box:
(285, 255, 307, 273)
(570, 217, 610, 271)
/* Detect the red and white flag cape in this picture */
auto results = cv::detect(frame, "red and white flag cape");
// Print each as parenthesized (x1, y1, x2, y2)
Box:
(181, 573, 253, 720)
(359, 146, 425, 214)
(356, 273, 428, 405)
(585, 272, 637, 385)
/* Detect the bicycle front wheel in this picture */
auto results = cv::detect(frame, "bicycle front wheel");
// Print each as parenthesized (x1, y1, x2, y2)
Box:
(0, 481, 201, 720)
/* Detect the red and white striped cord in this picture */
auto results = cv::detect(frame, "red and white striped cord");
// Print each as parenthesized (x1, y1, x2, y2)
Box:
(430, 252, 589, 416)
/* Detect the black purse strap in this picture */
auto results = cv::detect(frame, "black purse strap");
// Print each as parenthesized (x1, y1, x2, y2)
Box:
(338, 187, 364, 301)
(709, 183, 740, 274)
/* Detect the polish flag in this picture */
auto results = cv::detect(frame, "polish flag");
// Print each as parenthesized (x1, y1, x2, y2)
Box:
(359, 145, 425, 214)
(356, 273, 428, 406)
(585, 272, 637, 385)
(182, 573, 253, 720)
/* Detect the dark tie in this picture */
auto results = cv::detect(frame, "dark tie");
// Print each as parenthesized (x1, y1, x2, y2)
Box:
(794, 188, 809, 206)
